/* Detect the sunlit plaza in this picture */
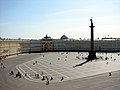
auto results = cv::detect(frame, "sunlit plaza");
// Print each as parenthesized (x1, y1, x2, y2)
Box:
(16, 52, 120, 83)
(1, 52, 120, 90)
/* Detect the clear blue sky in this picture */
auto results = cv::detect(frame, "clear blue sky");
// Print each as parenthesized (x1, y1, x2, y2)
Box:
(0, 0, 120, 39)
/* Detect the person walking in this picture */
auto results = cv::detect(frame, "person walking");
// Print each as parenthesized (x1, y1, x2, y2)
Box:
(19, 73, 21, 78)
(25, 73, 27, 76)
(50, 76, 53, 81)
(46, 80, 49, 85)
(61, 76, 64, 81)
(109, 72, 112, 76)
(10, 71, 14, 75)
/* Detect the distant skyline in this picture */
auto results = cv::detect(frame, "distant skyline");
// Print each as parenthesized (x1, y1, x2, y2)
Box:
(0, 0, 120, 39)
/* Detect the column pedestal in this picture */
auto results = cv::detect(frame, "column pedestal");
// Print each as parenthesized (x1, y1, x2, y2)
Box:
(88, 50, 96, 60)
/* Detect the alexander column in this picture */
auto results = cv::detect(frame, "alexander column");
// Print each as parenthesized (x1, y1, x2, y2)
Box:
(88, 18, 96, 60)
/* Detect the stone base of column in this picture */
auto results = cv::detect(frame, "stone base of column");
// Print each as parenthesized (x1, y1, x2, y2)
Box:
(87, 50, 97, 60)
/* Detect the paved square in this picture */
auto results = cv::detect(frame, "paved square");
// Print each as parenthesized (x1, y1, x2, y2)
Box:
(16, 52, 120, 83)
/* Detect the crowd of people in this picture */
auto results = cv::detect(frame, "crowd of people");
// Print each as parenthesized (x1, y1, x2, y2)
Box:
(9, 70, 22, 78)
(34, 71, 64, 85)
(0, 55, 7, 60)
(0, 60, 6, 69)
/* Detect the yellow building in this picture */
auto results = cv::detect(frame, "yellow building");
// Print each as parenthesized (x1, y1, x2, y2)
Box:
(0, 39, 21, 56)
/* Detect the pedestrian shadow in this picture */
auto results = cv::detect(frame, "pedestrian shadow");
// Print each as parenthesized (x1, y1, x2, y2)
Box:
(73, 60, 90, 68)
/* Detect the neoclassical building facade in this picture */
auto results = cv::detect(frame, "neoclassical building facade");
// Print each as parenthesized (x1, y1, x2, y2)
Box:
(0, 35, 120, 57)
